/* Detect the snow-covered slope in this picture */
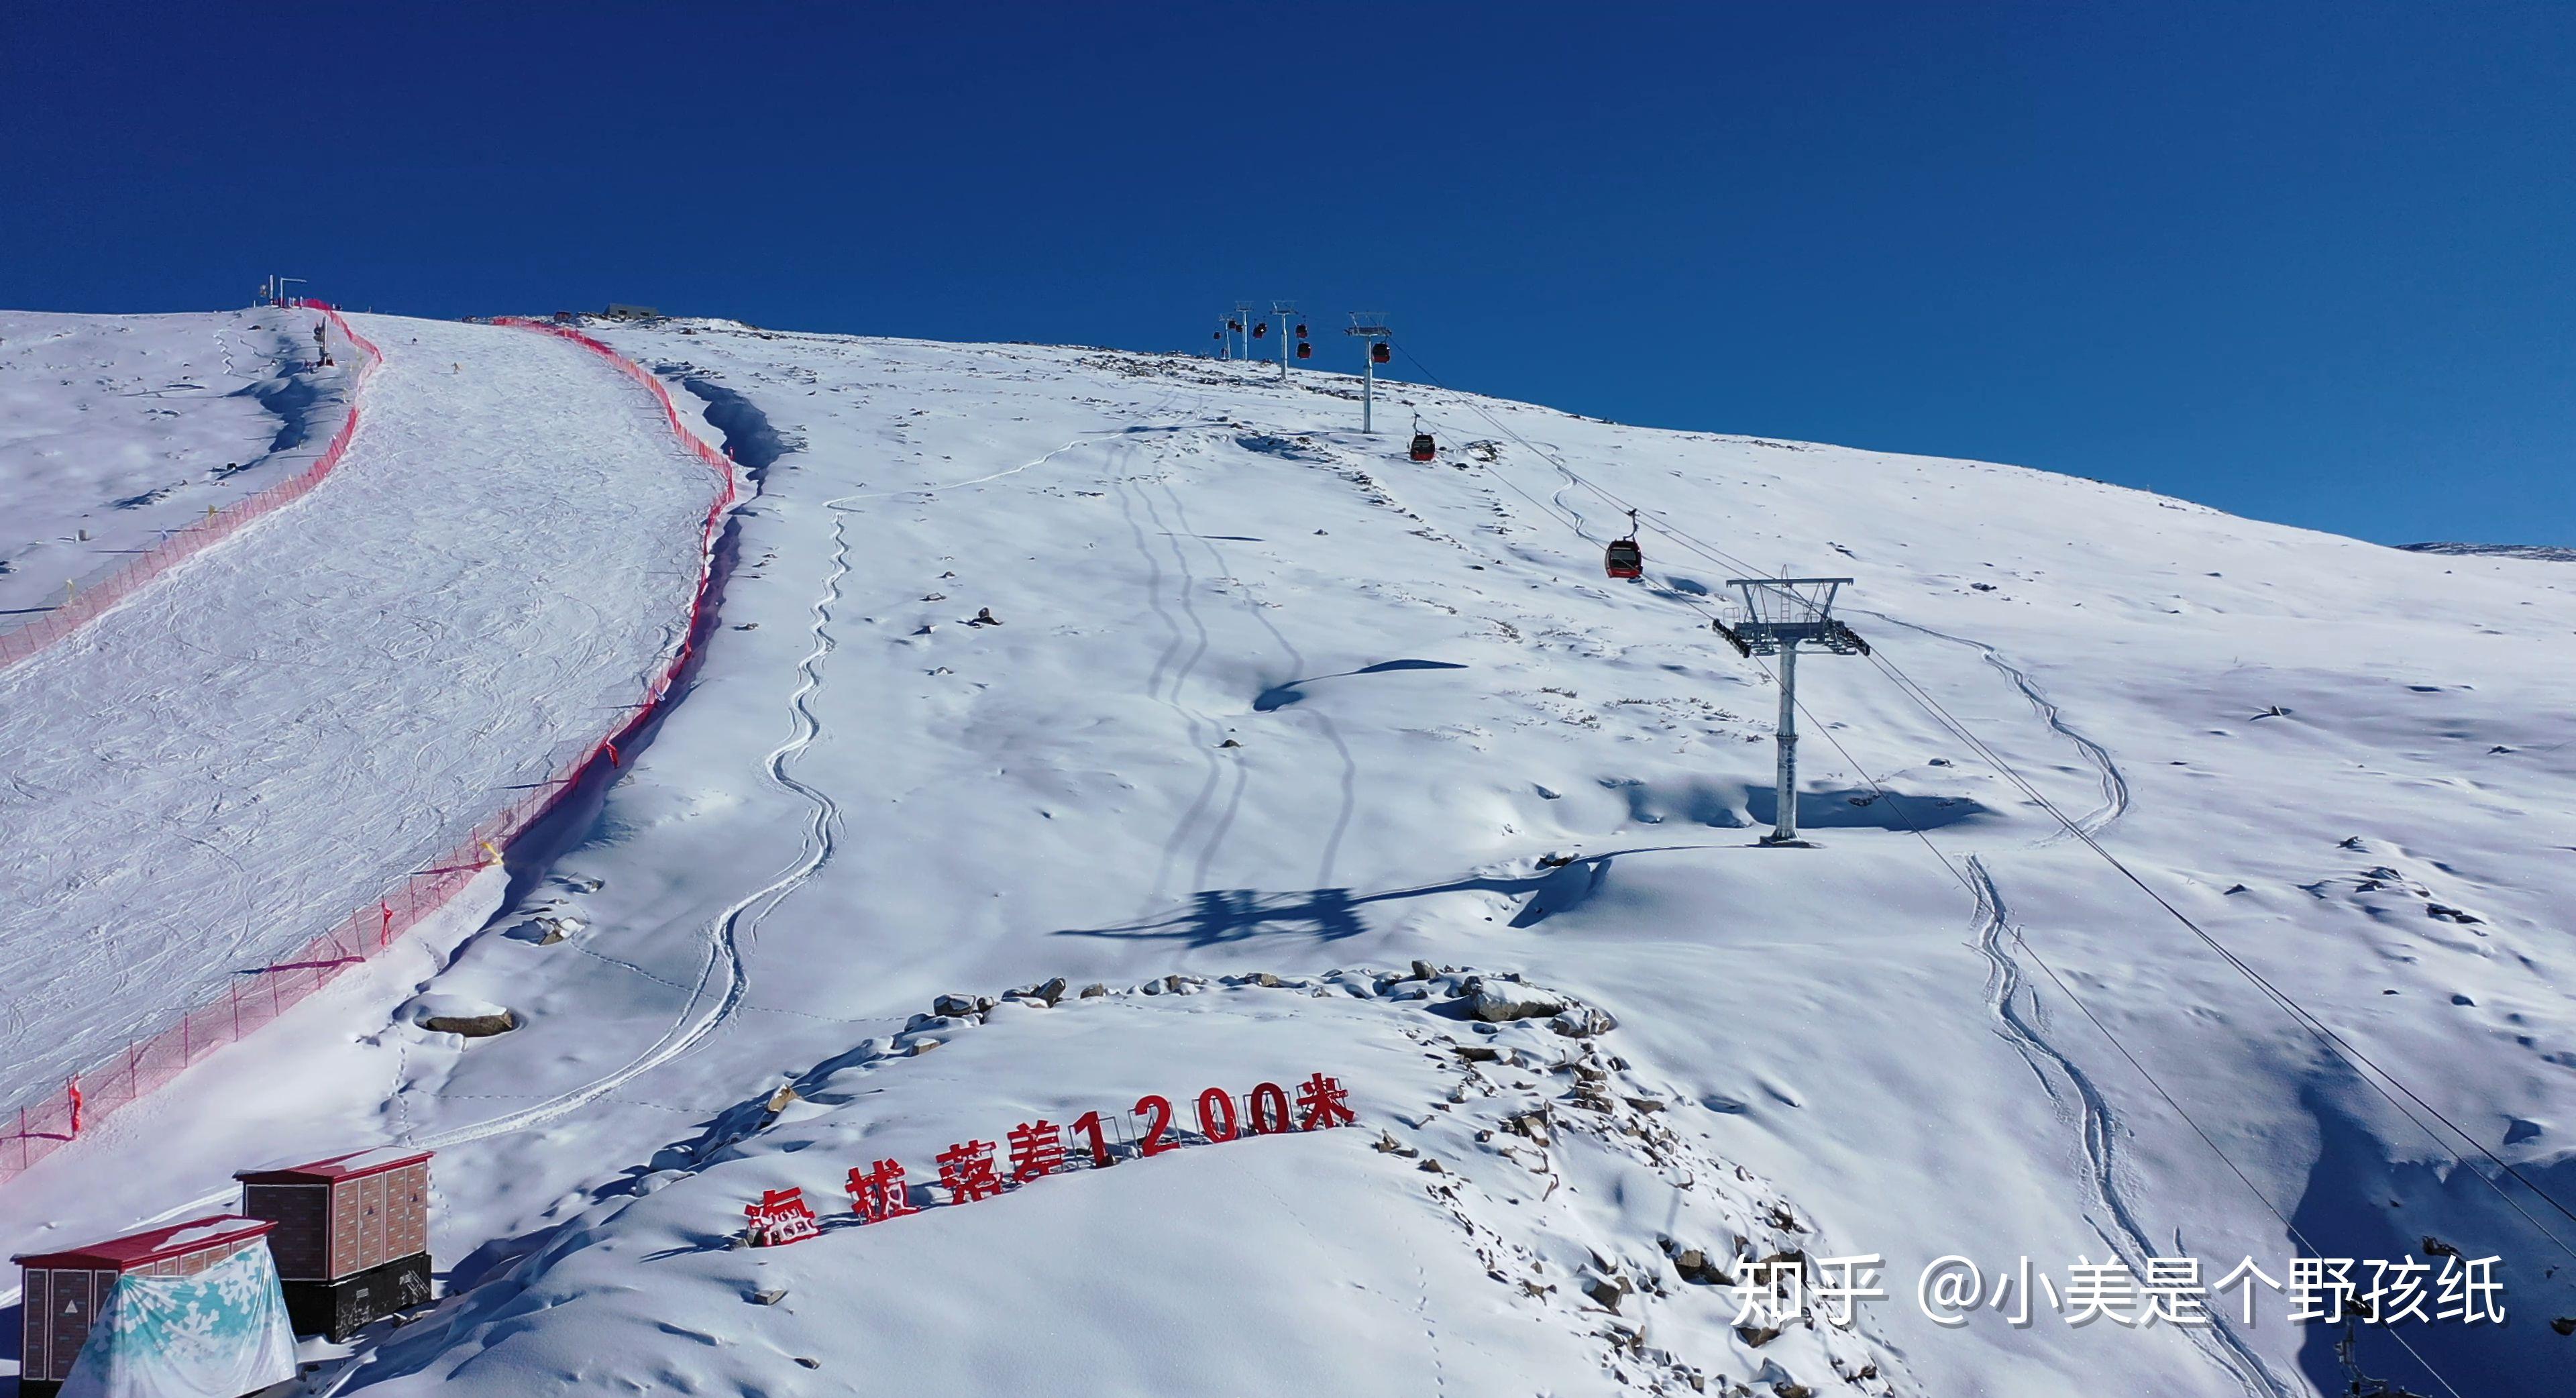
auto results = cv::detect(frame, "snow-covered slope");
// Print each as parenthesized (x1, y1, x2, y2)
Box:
(0, 309, 347, 624)
(4, 315, 2571, 1398)
(0, 315, 722, 1118)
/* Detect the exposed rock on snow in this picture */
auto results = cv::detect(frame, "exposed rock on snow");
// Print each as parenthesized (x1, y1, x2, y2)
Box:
(351, 970, 1905, 1398)
(505, 913, 583, 945)
(413, 995, 518, 1038)
(1470, 980, 1567, 1022)
(1550, 1006, 1619, 1037)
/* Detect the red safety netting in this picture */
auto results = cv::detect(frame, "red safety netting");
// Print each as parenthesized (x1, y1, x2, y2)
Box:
(0, 314, 739, 1185)
(0, 301, 385, 671)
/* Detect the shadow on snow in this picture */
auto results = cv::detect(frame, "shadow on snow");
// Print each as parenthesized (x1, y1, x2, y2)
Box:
(1054, 844, 1721, 949)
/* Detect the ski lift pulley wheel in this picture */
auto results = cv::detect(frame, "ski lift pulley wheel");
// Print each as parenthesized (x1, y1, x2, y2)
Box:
(1371, 341, 1391, 364)
(1409, 431, 1437, 462)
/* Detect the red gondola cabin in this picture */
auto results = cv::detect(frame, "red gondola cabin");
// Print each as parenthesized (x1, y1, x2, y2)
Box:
(1409, 432, 1437, 462)
(1605, 537, 1644, 579)
(1371, 341, 1391, 364)
(1295, 341, 1311, 359)
(15, 1216, 277, 1397)
(237, 1147, 434, 1340)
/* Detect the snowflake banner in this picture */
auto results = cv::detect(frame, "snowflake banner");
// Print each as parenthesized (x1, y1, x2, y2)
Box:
(59, 1244, 298, 1398)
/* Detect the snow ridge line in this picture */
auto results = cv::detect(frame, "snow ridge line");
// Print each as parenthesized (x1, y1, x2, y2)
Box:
(0, 299, 383, 670)
(0, 319, 739, 1188)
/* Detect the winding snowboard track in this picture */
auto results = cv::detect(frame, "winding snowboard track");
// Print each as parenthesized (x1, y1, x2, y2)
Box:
(1864, 613, 2129, 837)
(1886, 614, 2280, 1395)
(1965, 857, 2285, 1397)
(415, 417, 1156, 1151)
(417, 491, 850, 1150)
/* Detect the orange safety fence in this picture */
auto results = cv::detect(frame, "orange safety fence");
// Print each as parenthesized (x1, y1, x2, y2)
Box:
(0, 301, 384, 670)
(0, 313, 739, 1184)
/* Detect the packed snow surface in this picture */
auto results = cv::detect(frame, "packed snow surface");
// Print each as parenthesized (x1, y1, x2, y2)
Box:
(0, 314, 721, 1112)
(5, 314, 2574, 1398)
(0, 309, 347, 623)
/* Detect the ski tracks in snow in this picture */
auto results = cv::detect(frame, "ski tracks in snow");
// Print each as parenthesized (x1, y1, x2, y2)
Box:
(1114, 437, 1234, 905)
(1115, 394, 1360, 909)
(416, 405, 1168, 1150)
(1965, 857, 2284, 1398)
(415, 475, 852, 1151)
(1892, 618, 2279, 1395)
(1868, 614, 2129, 839)
(1157, 472, 1358, 892)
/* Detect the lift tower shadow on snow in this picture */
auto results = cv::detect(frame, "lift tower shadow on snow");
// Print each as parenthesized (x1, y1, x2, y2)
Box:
(1713, 577, 1870, 846)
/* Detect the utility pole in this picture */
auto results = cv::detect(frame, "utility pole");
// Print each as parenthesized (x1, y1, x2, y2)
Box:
(1272, 300, 1296, 382)
(1712, 577, 1870, 845)
(1344, 313, 1390, 433)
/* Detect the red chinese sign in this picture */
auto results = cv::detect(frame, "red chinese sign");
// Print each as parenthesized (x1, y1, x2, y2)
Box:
(746, 1073, 1357, 1245)
(743, 1187, 820, 1246)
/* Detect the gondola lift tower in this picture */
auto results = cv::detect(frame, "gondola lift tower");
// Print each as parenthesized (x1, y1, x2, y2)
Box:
(1712, 576, 1871, 845)
(1272, 299, 1298, 381)
(1344, 313, 1391, 433)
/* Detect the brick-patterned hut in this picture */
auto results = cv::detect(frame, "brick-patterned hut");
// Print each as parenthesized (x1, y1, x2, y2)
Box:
(13, 1215, 277, 1397)
(235, 1146, 432, 1340)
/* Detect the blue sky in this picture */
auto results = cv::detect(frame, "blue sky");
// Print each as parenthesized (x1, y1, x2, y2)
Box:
(5, 3, 2568, 546)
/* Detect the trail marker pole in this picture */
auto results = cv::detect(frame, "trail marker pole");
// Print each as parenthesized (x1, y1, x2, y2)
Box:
(1711, 577, 1870, 845)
